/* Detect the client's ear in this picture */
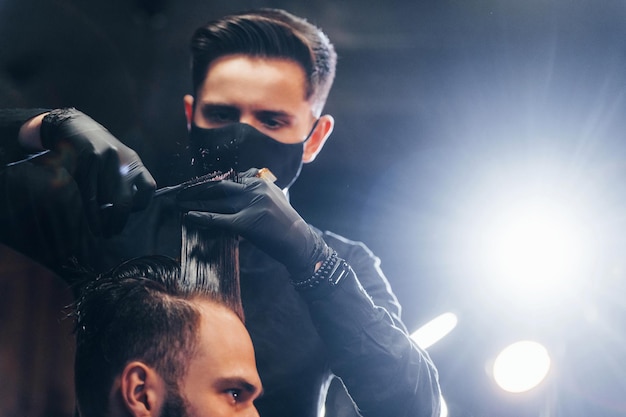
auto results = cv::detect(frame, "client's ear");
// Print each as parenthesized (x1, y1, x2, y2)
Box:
(120, 361, 166, 417)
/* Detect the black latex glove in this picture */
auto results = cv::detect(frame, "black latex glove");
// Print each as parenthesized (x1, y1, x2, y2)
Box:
(40, 108, 156, 237)
(177, 168, 331, 279)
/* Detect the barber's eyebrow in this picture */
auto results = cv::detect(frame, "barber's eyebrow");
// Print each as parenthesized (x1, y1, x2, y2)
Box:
(198, 103, 239, 113)
(254, 109, 294, 121)
(198, 104, 294, 124)
(198, 102, 291, 116)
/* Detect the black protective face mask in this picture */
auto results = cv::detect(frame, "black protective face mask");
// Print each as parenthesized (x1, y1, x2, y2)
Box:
(188, 123, 311, 189)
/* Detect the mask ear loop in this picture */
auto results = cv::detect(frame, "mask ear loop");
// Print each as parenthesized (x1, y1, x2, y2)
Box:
(302, 118, 320, 143)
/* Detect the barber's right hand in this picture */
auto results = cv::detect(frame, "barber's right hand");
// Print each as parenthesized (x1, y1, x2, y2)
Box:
(177, 168, 330, 280)
(40, 108, 156, 237)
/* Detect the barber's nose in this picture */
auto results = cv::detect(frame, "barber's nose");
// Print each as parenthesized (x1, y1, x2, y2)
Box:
(239, 114, 255, 126)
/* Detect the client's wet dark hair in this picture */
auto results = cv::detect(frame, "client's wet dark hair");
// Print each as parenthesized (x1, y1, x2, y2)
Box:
(72, 255, 236, 417)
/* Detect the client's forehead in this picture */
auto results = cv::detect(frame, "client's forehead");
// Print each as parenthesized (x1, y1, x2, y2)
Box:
(183, 299, 262, 391)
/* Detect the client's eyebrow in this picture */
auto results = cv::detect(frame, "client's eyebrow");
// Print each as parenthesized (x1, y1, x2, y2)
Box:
(218, 377, 264, 397)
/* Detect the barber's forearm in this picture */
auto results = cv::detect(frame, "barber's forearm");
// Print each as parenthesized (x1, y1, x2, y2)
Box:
(18, 112, 48, 151)
(0, 108, 50, 165)
(299, 267, 441, 417)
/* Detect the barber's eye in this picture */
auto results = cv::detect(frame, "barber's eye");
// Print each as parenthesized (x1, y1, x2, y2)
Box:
(204, 109, 239, 124)
(260, 117, 286, 130)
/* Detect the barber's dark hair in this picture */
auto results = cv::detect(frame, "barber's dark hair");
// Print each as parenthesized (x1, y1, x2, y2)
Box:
(72, 255, 230, 417)
(190, 8, 337, 115)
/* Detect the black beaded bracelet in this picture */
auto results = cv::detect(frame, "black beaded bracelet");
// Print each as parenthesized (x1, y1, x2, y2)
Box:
(291, 251, 349, 291)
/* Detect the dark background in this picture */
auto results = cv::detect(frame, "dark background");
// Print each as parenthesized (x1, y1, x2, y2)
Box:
(2, 0, 626, 416)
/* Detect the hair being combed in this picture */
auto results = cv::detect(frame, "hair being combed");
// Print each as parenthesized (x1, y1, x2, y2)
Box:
(181, 215, 243, 319)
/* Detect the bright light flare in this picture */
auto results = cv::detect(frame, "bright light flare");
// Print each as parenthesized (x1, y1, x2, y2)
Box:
(471, 196, 594, 309)
(492, 340, 551, 393)
(411, 312, 458, 349)
(487, 201, 586, 294)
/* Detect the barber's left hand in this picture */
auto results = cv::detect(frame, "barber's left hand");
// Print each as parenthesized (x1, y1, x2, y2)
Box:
(176, 168, 329, 278)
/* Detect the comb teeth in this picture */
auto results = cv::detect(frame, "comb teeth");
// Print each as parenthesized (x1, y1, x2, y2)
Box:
(181, 168, 238, 188)
(154, 169, 238, 197)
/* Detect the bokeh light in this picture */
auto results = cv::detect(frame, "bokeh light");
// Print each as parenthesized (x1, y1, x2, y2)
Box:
(493, 340, 551, 393)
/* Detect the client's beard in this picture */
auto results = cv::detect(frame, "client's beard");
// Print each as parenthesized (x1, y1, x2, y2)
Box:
(160, 386, 190, 417)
